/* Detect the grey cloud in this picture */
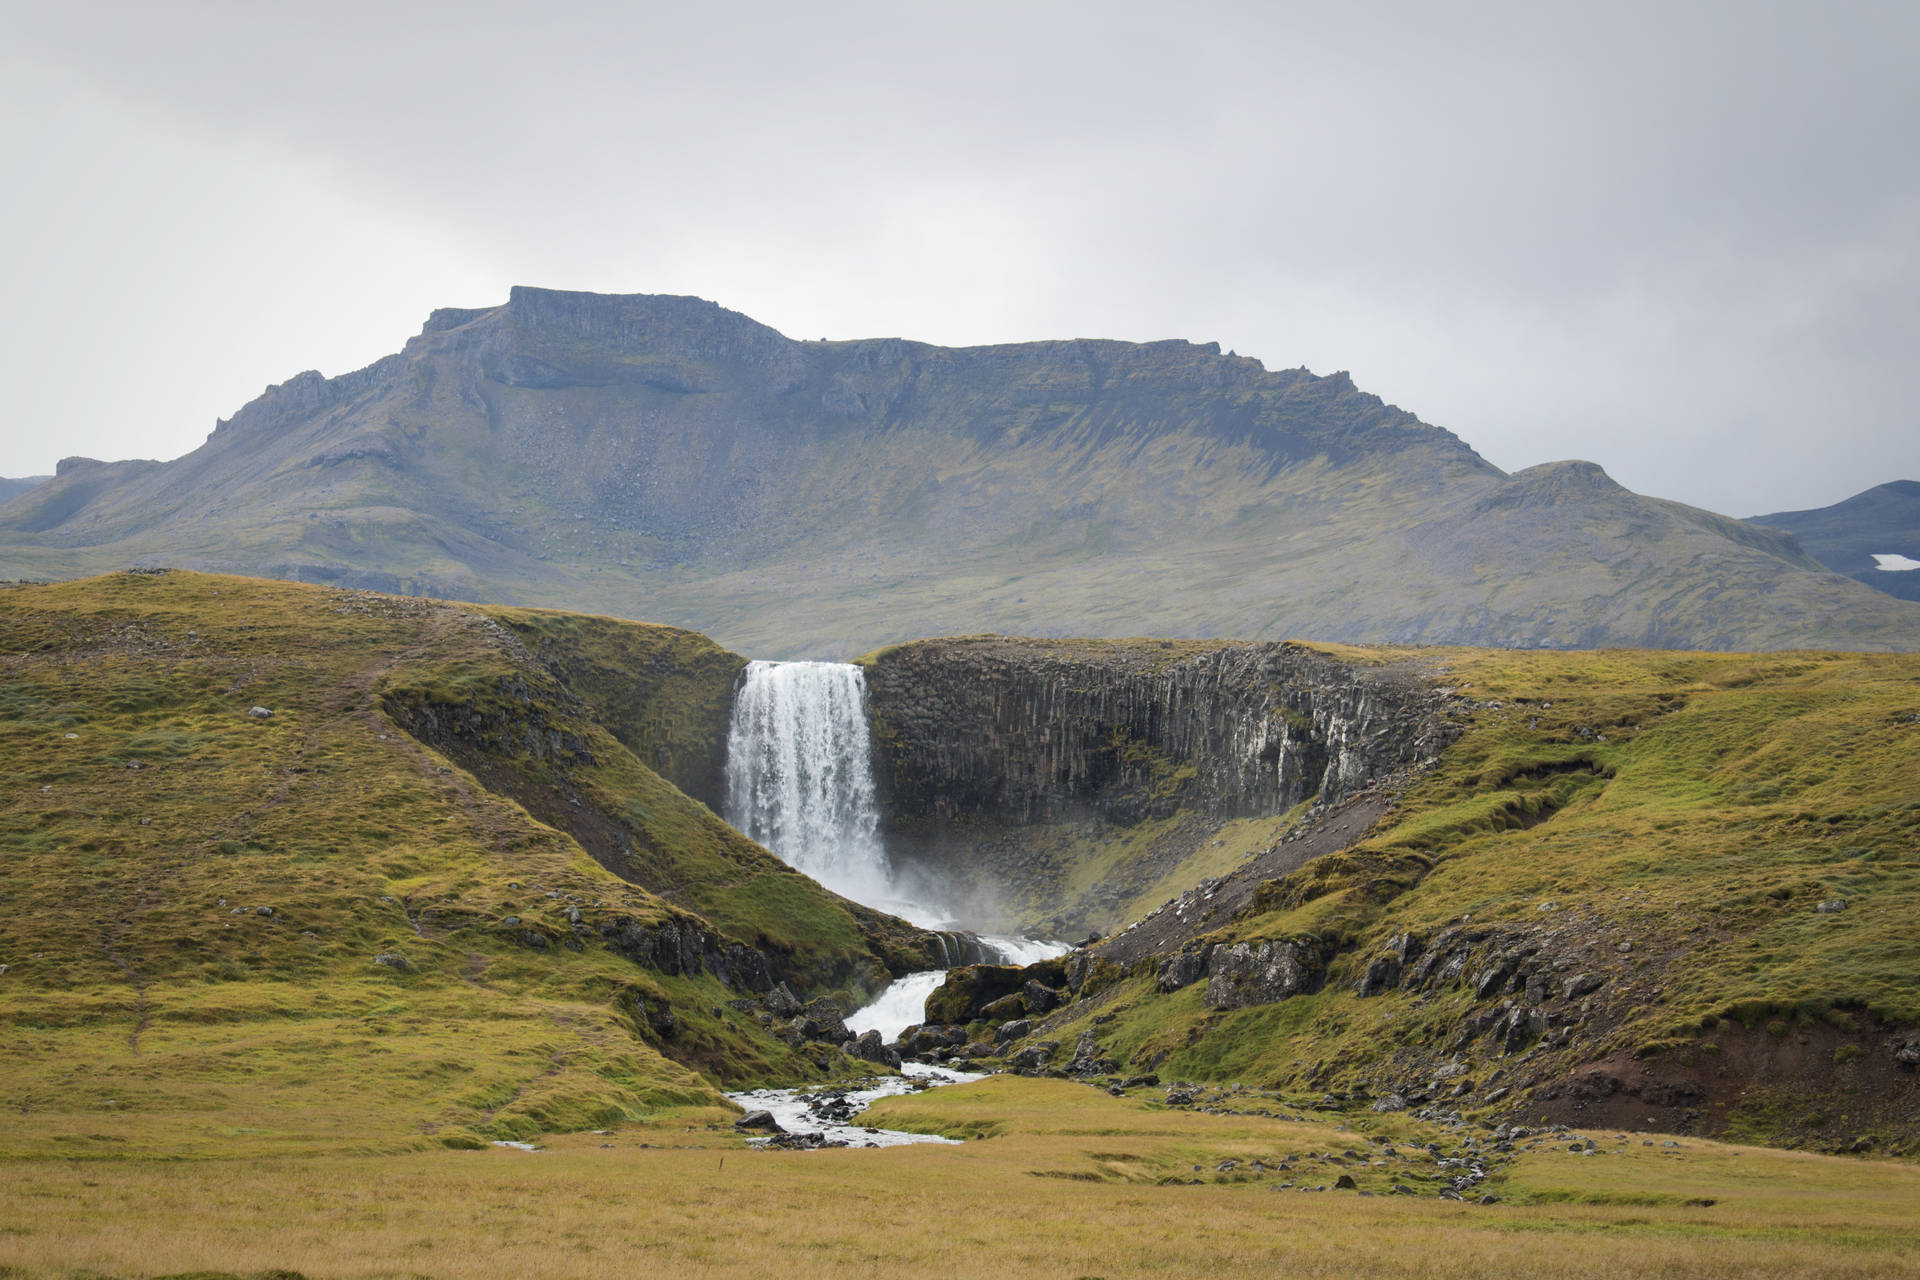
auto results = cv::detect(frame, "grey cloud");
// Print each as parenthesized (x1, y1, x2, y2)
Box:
(1, 1, 1913, 514)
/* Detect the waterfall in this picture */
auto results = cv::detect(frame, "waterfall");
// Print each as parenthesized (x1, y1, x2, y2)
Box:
(724, 660, 894, 905)
(724, 659, 1071, 1021)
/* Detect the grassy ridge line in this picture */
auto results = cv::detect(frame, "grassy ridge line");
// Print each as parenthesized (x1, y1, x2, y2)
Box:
(1025, 645, 1920, 1149)
(482, 604, 746, 807)
(0, 571, 920, 1157)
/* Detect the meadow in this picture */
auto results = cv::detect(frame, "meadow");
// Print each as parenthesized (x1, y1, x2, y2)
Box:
(2, 1075, 1917, 1279)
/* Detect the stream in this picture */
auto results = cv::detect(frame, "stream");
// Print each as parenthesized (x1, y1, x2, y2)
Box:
(726, 1062, 985, 1148)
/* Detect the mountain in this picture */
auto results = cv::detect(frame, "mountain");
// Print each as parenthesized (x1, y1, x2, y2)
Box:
(1748, 480, 1920, 603)
(0, 475, 49, 504)
(2, 286, 1914, 655)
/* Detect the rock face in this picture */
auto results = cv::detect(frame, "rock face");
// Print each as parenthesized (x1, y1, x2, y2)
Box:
(598, 914, 774, 994)
(866, 638, 1455, 826)
(861, 636, 1455, 933)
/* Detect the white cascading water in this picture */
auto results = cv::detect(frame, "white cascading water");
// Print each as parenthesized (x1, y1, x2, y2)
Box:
(724, 658, 1067, 1042)
(724, 660, 893, 905)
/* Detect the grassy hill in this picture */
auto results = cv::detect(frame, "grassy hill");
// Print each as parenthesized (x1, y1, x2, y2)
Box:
(0, 570, 938, 1158)
(2, 572, 1917, 1277)
(3, 287, 1915, 655)
(958, 642, 1920, 1152)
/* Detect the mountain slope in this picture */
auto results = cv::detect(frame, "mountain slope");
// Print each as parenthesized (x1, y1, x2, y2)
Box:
(0, 475, 49, 505)
(2, 287, 1914, 654)
(1749, 480, 1920, 603)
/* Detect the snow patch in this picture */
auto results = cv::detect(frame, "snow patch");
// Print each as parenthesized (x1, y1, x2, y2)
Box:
(1870, 553, 1920, 571)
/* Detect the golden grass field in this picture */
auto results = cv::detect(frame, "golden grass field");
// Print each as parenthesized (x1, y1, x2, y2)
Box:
(3, 1075, 1917, 1280)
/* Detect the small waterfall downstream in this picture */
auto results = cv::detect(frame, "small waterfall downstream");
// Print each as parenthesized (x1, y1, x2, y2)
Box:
(724, 659, 1066, 1039)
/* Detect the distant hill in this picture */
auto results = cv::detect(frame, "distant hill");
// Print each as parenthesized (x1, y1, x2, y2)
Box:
(2, 286, 1915, 654)
(0, 475, 49, 505)
(1748, 481, 1920, 603)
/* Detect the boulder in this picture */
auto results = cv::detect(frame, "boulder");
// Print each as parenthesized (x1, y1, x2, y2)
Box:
(1202, 940, 1318, 1009)
(1561, 973, 1606, 1001)
(849, 1028, 902, 1067)
(980, 992, 1027, 1022)
(765, 982, 803, 1017)
(1156, 946, 1209, 993)
(1008, 1043, 1054, 1073)
(994, 1018, 1033, 1045)
(372, 952, 411, 971)
(1022, 980, 1063, 1016)
(923, 964, 1029, 1025)
(733, 1109, 784, 1132)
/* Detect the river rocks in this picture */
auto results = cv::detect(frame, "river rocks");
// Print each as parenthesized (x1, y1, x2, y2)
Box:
(849, 1029, 903, 1068)
(923, 963, 1034, 1025)
(787, 999, 853, 1047)
(734, 1109, 784, 1132)
(899, 1024, 968, 1059)
(1203, 940, 1319, 1009)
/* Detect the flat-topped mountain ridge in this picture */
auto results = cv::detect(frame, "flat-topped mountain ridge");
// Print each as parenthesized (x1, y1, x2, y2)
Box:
(3, 286, 1914, 654)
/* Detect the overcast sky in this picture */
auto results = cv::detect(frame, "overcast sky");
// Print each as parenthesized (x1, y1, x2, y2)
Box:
(1, 1, 1913, 516)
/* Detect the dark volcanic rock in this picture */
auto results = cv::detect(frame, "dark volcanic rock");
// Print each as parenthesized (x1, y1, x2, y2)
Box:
(1202, 940, 1320, 1009)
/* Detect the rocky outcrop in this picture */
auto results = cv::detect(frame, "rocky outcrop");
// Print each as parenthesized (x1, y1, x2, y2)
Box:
(860, 637, 1455, 934)
(598, 914, 774, 993)
(866, 639, 1453, 828)
(1202, 940, 1322, 1010)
